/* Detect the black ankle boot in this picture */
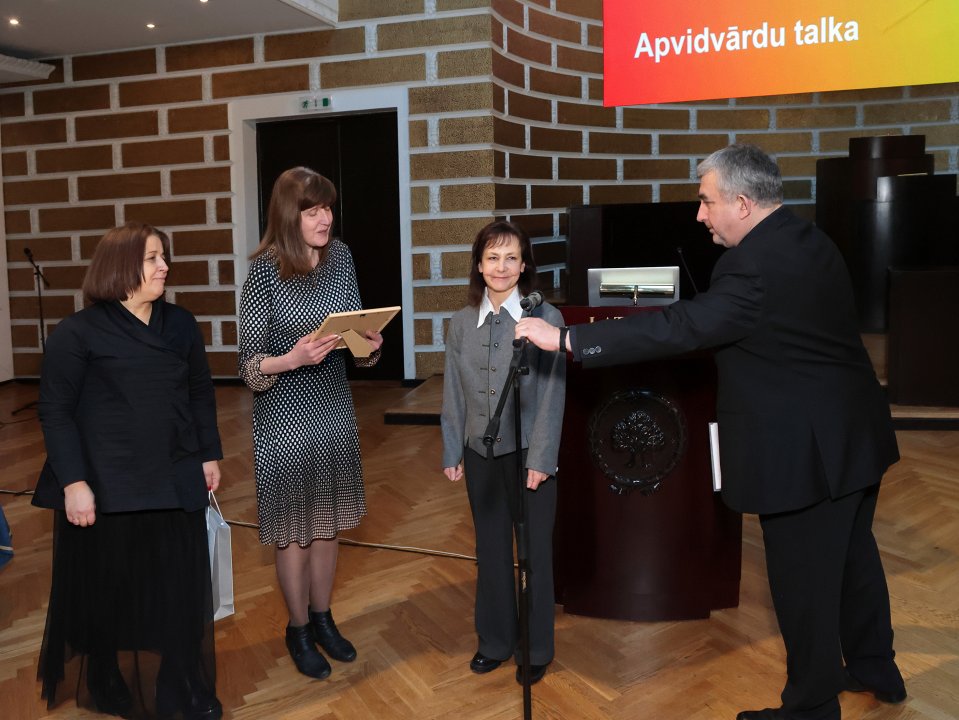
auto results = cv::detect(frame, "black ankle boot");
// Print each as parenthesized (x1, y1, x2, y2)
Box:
(156, 658, 223, 720)
(86, 653, 133, 718)
(285, 624, 332, 679)
(309, 608, 357, 662)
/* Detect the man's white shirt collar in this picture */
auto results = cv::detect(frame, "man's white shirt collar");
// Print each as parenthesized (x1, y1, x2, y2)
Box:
(477, 287, 524, 327)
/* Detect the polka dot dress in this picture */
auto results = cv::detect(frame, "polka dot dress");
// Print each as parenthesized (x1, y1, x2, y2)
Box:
(238, 239, 368, 547)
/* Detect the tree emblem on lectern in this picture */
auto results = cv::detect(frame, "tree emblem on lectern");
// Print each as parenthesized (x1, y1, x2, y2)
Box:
(611, 410, 666, 469)
(588, 389, 686, 495)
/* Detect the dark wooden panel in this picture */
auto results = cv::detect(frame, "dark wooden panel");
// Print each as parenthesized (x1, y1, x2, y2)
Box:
(554, 306, 741, 621)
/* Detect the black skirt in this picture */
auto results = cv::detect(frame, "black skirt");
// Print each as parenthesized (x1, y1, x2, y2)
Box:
(37, 507, 216, 717)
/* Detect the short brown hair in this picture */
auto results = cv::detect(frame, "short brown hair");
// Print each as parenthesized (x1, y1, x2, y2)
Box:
(82, 222, 170, 306)
(467, 220, 537, 307)
(251, 166, 337, 279)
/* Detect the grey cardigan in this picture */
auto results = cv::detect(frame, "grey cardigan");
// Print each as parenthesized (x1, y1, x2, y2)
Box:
(441, 302, 566, 475)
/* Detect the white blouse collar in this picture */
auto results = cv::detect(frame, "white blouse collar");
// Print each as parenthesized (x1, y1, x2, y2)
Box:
(477, 287, 524, 327)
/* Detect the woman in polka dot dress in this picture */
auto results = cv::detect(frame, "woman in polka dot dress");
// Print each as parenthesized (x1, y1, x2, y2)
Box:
(238, 167, 383, 680)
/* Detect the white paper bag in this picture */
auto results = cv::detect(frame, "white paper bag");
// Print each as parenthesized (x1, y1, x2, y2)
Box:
(206, 492, 235, 621)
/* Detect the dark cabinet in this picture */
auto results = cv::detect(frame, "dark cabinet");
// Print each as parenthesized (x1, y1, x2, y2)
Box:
(815, 135, 959, 331)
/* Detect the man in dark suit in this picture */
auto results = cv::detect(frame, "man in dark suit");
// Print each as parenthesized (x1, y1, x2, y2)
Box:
(516, 144, 905, 720)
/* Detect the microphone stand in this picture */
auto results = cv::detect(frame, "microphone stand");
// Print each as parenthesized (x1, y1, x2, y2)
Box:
(13, 250, 50, 415)
(675, 247, 700, 295)
(483, 332, 534, 720)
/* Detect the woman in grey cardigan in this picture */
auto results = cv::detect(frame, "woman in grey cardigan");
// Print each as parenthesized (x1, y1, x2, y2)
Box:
(441, 220, 566, 685)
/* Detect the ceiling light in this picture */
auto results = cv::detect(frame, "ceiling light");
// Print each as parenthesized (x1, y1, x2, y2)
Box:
(9, 18, 20, 26)
(146, 23, 156, 29)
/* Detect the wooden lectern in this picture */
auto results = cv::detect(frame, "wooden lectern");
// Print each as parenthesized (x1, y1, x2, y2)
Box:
(554, 306, 742, 621)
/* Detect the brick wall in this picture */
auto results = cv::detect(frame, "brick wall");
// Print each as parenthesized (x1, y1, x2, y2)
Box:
(2, 0, 958, 378)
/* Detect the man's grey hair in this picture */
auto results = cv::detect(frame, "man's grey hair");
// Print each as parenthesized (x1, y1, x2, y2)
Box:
(697, 144, 783, 207)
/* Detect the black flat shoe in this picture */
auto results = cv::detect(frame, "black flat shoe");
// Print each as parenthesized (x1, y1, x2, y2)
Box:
(285, 624, 332, 679)
(309, 608, 357, 662)
(844, 669, 907, 704)
(157, 693, 223, 720)
(156, 659, 223, 720)
(514, 663, 548, 685)
(469, 652, 503, 674)
(86, 655, 133, 718)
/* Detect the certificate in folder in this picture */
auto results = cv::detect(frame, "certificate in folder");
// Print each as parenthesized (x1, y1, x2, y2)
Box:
(309, 305, 401, 358)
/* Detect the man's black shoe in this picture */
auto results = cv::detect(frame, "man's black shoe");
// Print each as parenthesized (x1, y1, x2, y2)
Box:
(844, 669, 907, 704)
(469, 652, 503, 674)
(736, 709, 791, 719)
(515, 663, 548, 685)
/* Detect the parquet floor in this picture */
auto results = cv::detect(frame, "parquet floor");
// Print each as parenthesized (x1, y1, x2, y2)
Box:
(1, 380, 957, 719)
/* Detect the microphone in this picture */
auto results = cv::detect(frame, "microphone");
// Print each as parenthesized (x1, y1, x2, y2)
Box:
(23, 247, 34, 261)
(520, 290, 544, 313)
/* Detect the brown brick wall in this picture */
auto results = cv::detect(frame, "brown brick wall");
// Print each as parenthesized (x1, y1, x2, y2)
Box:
(412, 218, 491, 247)
(321, 56, 425, 89)
(77, 172, 162, 201)
(124, 200, 207, 227)
(172, 229, 235, 256)
(73, 49, 157, 80)
(2, 2, 958, 378)
(441, 183, 495, 211)
(36, 145, 113, 173)
(39, 205, 117, 233)
(1, 151, 28, 176)
(379, 15, 490, 51)
(3, 119, 67, 147)
(4, 177, 69, 205)
(166, 39, 255, 71)
(212, 66, 310, 99)
(34, 85, 111, 114)
(411, 150, 495, 179)
(212, 136, 230, 162)
(75, 111, 159, 141)
(409, 82, 493, 113)
(339, 0, 424, 21)
(170, 167, 232, 195)
(0, 93, 25, 117)
(438, 48, 492, 79)
(439, 116, 494, 145)
(168, 105, 229, 133)
(119, 76, 203, 106)
(265, 28, 365, 62)
(122, 138, 205, 167)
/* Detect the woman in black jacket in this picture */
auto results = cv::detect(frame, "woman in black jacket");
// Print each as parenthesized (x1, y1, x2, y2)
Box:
(34, 222, 224, 719)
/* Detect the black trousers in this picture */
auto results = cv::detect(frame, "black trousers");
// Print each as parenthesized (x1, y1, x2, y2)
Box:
(464, 447, 557, 665)
(759, 483, 900, 719)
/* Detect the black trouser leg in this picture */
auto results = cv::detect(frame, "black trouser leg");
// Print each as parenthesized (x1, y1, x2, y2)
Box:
(760, 492, 867, 718)
(465, 448, 518, 661)
(838, 485, 903, 691)
(464, 448, 556, 665)
(523, 467, 557, 666)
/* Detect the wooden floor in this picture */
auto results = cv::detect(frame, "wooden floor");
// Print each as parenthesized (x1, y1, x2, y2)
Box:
(1, 380, 958, 720)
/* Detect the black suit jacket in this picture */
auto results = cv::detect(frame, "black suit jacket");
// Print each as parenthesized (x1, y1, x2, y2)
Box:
(572, 206, 898, 514)
(33, 299, 222, 513)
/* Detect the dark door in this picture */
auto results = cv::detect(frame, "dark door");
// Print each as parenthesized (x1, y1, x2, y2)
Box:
(256, 112, 403, 380)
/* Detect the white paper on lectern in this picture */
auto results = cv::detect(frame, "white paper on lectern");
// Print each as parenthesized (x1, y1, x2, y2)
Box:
(708, 422, 722, 492)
